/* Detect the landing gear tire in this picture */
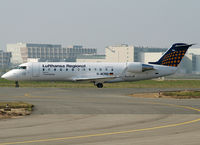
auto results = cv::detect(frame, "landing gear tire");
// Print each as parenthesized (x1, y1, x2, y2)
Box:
(96, 83, 103, 88)
(15, 81, 19, 88)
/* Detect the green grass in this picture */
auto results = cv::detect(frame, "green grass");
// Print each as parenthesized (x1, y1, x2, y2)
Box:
(0, 78, 200, 88)
(0, 102, 34, 111)
(162, 91, 200, 99)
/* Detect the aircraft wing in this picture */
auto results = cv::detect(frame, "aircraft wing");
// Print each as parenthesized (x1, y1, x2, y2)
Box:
(72, 75, 118, 82)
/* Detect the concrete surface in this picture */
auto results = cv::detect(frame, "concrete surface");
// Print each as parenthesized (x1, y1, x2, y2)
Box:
(0, 88, 200, 145)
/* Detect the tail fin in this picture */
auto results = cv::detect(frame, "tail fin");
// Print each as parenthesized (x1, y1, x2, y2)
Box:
(149, 43, 193, 67)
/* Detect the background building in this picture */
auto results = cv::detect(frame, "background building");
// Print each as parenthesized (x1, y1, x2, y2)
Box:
(105, 44, 134, 62)
(134, 47, 168, 62)
(188, 48, 200, 74)
(66, 45, 97, 62)
(0, 50, 11, 69)
(77, 55, 106, 62)
(7, 43, 62, 64)
(77, 44, 167, 64)
(7, 43, 97, 64)
(77, 44, 134, 63)
(192, 55, 200, 74)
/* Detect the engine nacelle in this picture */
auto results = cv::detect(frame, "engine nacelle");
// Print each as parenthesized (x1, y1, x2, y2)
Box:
(126, 62, 154, 73)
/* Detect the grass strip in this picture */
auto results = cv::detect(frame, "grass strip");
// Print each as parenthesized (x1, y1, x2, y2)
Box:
(0, 78, 200, 88)
(162, 91, 200, 99)
(0, 102, 34, 111)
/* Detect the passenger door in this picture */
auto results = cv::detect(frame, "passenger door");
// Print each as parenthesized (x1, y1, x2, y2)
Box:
(32, 63, 40, 77)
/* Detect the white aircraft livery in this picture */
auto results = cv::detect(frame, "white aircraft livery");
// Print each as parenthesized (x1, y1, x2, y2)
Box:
(1, 43, 193, 88)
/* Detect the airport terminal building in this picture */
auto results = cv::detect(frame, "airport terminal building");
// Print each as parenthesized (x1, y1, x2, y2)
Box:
(7, 43, 97, 65)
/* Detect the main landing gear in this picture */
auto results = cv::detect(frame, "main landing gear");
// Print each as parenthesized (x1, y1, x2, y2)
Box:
(96, 83, 103, 88)
(15, 81, 19, 88)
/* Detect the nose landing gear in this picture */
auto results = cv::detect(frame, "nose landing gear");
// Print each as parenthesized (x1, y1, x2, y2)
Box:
(15, 81, 19, 88)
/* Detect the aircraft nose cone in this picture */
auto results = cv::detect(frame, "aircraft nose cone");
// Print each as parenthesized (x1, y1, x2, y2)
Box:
(1, 71, 18, 80)
(1, 73, 8, 79)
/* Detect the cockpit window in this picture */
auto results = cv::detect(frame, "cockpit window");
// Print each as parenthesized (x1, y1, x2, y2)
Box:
(15, 66, 27, 69)
(20, 66, 27, 69)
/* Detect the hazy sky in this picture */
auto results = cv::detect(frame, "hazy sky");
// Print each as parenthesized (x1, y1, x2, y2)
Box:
(0, 0, 199, 53)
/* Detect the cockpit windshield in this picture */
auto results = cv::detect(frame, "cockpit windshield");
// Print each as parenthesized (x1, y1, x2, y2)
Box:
(14, 66, 27, 70)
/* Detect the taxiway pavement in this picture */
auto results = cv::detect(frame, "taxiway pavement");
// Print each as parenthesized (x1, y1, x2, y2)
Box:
(0, 88, 200, 145)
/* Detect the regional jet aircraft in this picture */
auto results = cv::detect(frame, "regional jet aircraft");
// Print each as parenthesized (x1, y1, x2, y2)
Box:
(1, 43, 193, 88)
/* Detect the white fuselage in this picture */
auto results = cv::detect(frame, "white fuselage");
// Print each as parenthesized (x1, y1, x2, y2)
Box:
(2, 62, 177, 83)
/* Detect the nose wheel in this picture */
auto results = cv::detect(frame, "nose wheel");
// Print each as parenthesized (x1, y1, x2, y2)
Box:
(15, 81, 19, 88)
